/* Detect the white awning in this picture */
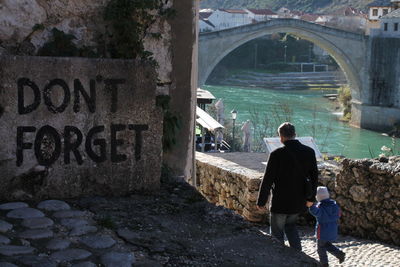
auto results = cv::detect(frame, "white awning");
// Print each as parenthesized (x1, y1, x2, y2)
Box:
(196, 106, 224, 131)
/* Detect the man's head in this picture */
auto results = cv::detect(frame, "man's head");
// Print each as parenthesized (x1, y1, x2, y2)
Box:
(278, 122, 296, 143)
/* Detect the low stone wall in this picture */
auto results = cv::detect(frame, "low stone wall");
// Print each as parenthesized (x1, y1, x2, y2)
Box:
(196, 152, 400, 245)
(333, 157, 400, 245)
(196, 152, 265, 222)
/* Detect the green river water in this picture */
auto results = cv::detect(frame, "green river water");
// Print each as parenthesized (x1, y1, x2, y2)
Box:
(204, 85, 398, 159)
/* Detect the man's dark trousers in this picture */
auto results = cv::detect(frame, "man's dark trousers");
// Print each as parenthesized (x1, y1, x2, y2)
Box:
(270, 213, 302, 251)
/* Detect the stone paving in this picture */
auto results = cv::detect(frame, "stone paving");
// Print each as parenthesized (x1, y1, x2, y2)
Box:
(0, 200, 134, 266)
(0, 179, 399, 266)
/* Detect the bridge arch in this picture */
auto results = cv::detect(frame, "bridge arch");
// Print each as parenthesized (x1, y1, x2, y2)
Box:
(198, 19, 368, 102)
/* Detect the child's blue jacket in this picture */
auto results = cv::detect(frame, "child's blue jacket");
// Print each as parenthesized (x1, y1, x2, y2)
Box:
(309, 199, 341, 241)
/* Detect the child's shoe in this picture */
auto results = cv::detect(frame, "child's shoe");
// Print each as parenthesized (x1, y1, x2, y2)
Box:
(337, 251, 346, 264)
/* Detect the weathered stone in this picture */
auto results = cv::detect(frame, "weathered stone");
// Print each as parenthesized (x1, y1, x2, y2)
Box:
(376, 227, 391, 241)
(37, 200, 71, 211)
(0, 202, 28, 210)
(0, 245, 35, 256)
(50, 249, 92, 261)
(7, 208, 45, 219)
(0, 220, 13, 233)
(349, 185, 369, 203)
(71, 262, 97, 267)
(46, 239, 71, 250)
(21, 217, 54, 229)
(53, 210, 86, 218)
(242, 208, 264, 222)
(60, 218, 89, 229)
(80, 235, 116, 249)
(16, 255, 57, 267)
(101, 252, 135, 267)
(0, 0, 46, 42)
(0, 56, 162, 200)
(0, 262, 18, 267)
(0, 235, 10, 245)
(117, 228, 140, 240)
(70, 225, 97, 236)
(19, 229, 53, 239)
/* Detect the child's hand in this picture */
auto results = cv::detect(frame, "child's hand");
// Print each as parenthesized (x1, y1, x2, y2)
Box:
(306, 201, 314, 208)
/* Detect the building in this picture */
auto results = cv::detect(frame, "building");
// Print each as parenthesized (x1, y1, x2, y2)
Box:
(371, 7, 400, 37)
(199, 9, 215, 32)
(368, 0, 393, 21)
(207, 9, 251, 31)
(367, 0, 400, 34)
(245, 8, 278, 22)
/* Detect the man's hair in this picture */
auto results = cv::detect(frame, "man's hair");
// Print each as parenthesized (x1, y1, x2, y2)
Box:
(278, 122, 296, 138)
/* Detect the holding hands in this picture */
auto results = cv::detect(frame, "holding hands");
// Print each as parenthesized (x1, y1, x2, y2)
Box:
(306, 201, 314, 208)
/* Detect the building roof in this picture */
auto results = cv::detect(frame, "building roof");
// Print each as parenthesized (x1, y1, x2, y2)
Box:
(197, 88, 216, 103)
(331, 6, 365, 16)
(200, 12, 213, 19)
(367, 0, 392, 7)
(300, 14, 319, 22)
(196, 107, 223, 131)
(219, 9, 248, 14)
(382, 7, 400, 18)
(200, 18, 215, 28)
(247, 8, 276, 15)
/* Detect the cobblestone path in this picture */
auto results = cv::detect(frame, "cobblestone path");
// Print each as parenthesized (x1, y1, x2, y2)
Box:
(301, 227, 400, 267)
(255, 226, 400, 267)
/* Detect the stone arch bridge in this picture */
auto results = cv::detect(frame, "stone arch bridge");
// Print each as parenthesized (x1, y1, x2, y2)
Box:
(198, 19, 400, 131)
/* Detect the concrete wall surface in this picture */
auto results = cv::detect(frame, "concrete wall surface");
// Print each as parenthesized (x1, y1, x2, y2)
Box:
(352, 102, 400, 131)
(0, 0, 199, 190)
(164, 0, 198, 182)
(0, 56, 163, 200)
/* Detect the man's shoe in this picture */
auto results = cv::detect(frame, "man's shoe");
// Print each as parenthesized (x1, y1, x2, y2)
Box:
(320, 263, 329, 267)
(338, 251, 346, 264)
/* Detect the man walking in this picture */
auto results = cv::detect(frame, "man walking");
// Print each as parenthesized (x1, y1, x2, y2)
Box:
(257, 122, 318, 251)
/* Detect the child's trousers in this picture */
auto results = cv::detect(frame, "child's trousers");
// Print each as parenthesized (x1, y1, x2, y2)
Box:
(317, 239, 342, 264)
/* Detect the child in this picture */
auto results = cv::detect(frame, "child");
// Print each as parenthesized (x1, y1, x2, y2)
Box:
(306, 186, 345, 267)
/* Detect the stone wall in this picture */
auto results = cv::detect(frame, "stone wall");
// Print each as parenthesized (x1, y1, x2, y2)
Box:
(196, 152, 400, 245)
(196, 152, 265, 222)
(0, 1, 199, 193)
(333, 157, 400, 245)
(0, 56, 163, 200)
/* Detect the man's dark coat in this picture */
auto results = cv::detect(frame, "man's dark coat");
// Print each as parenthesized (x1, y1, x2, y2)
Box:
(257, 139, 318, 214)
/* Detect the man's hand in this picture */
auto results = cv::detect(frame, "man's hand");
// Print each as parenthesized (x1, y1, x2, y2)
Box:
(306, 201, 314, 208)
(257, 205, 267, 211)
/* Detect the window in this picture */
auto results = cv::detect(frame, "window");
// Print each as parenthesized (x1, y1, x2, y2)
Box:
(383, 9, 389, 15)
(395, 23, 399, 31)
(373, 9, 378, 16)
(384, 23, 388, 31)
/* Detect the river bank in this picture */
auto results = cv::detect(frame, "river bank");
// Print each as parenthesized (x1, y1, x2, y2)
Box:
(209, 70, 347, 90)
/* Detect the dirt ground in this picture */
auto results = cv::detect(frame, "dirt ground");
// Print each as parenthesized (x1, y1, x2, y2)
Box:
(71, 177, 319, 267)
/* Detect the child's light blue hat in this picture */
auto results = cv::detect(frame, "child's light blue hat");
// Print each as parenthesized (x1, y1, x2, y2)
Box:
(316, 186, 330, 202)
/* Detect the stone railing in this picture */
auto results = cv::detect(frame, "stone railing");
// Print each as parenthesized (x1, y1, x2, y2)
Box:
(196, 152, 400, 245)
(195, 152, 264, 222)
